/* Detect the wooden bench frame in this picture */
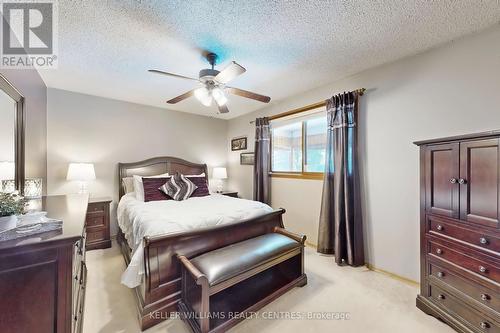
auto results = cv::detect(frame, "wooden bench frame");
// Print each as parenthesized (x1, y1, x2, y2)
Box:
(178, 227, 308, 333)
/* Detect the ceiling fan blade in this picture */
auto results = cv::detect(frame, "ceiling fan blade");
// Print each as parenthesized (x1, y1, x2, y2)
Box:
(166, 90, 195, 104)
(226, 87, 271, 103)
(218, 104, 229, 114)
(215, 61, 246, 84)
(149, 69, 199, 82)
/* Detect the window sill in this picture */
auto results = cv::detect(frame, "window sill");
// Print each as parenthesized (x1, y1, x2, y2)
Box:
(269, 172, 324, 180)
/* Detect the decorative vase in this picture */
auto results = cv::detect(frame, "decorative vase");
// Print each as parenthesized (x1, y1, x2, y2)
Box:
(0, 215, 18, 232)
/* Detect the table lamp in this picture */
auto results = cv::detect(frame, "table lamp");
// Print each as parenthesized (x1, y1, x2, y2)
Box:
(212, 167, 227, 193)
(67, 163, 96, 194)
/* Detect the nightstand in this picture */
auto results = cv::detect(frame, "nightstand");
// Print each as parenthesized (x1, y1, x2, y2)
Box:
(85, 197, 112, 250)
(220, 191, 238, 198)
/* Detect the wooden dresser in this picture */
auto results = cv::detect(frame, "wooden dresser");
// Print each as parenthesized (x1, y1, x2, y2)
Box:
(415, 131, 500, 333)
(0, 194, 88, 333)
(85, 197, 112, 250)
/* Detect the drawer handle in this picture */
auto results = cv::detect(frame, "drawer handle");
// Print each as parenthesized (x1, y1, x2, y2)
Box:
(449, 178, 458, 184)
(437, 294, 445, 300)
(436, 248, 443, 255)
(479, 266, 488, 273)
(436, 224, 444, 231)
(480, 294, 490, 301)
(437, 272, 444, 278)
(480, 322, 490, 330)
(479, 237, 488, 245)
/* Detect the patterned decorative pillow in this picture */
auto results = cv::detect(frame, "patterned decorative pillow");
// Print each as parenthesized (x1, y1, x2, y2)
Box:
(188, 176, 210, 197)
(160, 173, 198, 201)
(142, 177, 171, 202)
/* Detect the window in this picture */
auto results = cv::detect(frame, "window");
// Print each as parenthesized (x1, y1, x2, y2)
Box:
(271, 122, 302, 172)
(271, 108, 326, 178)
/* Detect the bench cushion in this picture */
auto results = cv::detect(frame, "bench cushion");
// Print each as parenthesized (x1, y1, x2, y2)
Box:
(191, 233, 301, 286)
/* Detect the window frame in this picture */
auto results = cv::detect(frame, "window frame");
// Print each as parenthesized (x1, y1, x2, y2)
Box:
(270, 110, 325, 180)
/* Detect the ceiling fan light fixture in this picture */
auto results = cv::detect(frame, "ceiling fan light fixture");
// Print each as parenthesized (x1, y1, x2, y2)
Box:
(194, 87, 212, 107)
(212, 87, 228, 106)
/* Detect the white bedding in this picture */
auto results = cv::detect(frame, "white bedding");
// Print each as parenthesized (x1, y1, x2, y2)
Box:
(117, 193, 274, 288)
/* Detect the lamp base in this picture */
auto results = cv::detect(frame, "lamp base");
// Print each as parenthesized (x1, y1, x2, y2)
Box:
(78, 181, 89, 194)
(216, 180, 223, 193)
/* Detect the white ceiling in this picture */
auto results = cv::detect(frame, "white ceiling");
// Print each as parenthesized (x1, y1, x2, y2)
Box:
(39, 0, 500, 119)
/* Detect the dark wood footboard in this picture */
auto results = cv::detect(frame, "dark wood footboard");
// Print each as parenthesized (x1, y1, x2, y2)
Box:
(117, 209, 285, 331)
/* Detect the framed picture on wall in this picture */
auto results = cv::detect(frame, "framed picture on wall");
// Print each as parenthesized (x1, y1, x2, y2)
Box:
(240, 152, 254, 165)
(231, 137, 247, 151)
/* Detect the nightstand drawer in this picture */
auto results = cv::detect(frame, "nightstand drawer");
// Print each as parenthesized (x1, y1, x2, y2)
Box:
(85, 198, 112, 251)
(86, 214, 104, 227)
(87, 229, 106, 243)
(87, 202, 105, 214)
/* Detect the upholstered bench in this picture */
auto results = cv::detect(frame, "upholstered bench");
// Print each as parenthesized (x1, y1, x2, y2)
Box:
(177, 227, 307, 333)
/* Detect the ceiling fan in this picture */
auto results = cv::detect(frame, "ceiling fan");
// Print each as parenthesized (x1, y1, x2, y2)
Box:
(148, 52, 271, 114)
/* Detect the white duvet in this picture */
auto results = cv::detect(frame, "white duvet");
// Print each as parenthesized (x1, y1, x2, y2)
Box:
(117, 193, 273, 288)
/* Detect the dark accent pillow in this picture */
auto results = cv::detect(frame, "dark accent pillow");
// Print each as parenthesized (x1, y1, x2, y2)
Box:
(160, 173, 198, 201)
(142, 177, 171, 202)
(188, 176, 210, 197)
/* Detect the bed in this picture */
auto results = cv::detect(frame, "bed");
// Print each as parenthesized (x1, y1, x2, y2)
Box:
(115, 156, 285, 330)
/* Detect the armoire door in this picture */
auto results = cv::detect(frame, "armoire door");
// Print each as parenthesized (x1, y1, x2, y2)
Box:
(425, 143, 460, 218)
(459, 138, 500, 228)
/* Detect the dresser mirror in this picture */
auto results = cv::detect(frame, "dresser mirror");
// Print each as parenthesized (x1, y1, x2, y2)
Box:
(0, 74, 24, 194)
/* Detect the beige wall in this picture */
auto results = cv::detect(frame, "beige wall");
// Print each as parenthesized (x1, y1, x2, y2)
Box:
(0, 69, 48, 194)
(47, 88, 228, 234)
(227, 26, 500, 282)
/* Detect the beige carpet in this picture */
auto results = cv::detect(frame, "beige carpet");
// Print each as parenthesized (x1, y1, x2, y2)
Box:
(83, 242, 453, 333)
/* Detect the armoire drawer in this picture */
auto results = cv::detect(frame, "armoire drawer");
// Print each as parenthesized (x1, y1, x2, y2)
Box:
(429, 283, 500, 333)
(427, 215, 500, 253)
(428, 239, 500, 284)
(428, 261, 500, 312)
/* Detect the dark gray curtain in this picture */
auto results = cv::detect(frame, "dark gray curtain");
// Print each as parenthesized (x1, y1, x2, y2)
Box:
(317, 91, 364, 266)
(253, 117, 271, 204)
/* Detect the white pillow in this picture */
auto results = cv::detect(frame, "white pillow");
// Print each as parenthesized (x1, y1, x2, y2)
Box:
(122, 177, 134, 194)
(133, 173, 169, 202)
(185, 173, 205, 177)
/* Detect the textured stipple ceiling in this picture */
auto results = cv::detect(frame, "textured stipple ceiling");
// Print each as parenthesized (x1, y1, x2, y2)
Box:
(39, 0, 500, 119)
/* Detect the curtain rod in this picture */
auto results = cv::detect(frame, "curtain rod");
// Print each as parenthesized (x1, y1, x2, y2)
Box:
(249, 88, 365, 124)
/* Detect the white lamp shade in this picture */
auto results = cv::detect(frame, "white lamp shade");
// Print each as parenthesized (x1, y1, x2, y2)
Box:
(213, 167, 227, 179)
(67, 163, 96, 181)
(0, 161, 15, 180)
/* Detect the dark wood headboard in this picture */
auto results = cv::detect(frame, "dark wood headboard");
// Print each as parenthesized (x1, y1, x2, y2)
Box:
(118, 156, 208, 199)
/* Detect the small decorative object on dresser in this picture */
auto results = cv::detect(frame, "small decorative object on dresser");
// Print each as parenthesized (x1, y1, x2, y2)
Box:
(240, 152, 254, 165)
(231, 137, 247, 151)
(414, 131, 500, 333)
(220, 191, 238, 198)
(85, 197, 112, 250)
(0, 192, 26, 232)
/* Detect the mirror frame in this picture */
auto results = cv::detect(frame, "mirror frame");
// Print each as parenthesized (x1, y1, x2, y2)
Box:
(0, 74, 25, 194)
